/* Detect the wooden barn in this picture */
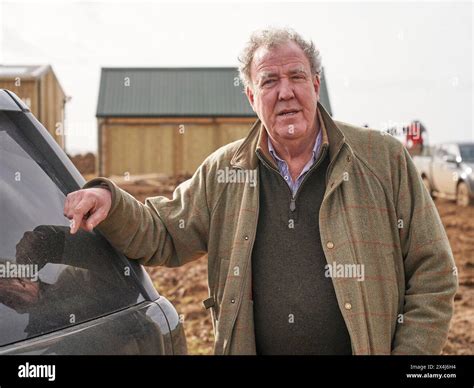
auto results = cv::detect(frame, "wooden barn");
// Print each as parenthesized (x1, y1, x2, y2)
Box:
(96, 67, 332, 177)
(0, 65, 68, 149)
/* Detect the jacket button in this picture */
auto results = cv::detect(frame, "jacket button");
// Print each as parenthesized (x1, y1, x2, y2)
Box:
(231, 299, 236, 304)
(344, 302, 352, 310)
(326, 241, 334, 249)
(244, 236, 249, 240)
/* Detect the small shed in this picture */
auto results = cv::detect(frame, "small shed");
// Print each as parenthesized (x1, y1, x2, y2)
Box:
(96, 67, 332, 177)
(0, 65, 68, 149)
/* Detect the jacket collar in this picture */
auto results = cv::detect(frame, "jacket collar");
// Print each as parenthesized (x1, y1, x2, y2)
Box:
(230, 101, 349, 171)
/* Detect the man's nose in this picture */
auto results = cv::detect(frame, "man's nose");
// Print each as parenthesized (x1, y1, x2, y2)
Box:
(277, 78, 295, 100)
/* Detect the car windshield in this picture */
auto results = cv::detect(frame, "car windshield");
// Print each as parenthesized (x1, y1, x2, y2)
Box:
(0, 127, 145, 347)
(459, 144, 474, 163)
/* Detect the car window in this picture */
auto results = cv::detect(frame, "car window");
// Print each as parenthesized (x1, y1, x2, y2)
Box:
(0, 129, 145, 347)
(459, 144, 474, 163)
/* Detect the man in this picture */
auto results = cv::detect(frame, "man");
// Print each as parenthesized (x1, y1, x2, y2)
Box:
(64, 28, 457, 355)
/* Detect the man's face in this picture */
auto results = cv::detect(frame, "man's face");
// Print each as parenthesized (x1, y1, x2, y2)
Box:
(246, 41, 320, 143)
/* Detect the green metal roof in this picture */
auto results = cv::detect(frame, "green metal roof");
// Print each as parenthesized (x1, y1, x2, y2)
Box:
(96, 67, 332, 117)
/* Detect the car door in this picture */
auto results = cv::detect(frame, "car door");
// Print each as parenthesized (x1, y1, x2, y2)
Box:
(444, 144, 462, 195)
(432, 145, 447, 192)
(432, 144, 456, 195)
(0, 93, 186, 354)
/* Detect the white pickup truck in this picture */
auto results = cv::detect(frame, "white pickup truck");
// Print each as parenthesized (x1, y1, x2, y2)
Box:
(413, 142, 474, 206)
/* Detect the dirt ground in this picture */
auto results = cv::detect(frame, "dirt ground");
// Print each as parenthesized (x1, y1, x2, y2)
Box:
(79, 162, 472, 355)
(68, 153, 96, 175)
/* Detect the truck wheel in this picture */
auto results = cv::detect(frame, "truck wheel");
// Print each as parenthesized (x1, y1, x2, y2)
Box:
(422, 176, 433, 198)
(456, 182, 472, 207)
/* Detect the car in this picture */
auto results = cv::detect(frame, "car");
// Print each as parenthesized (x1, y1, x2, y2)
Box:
(413, 142, 474, 207)
(0, 89, 187, 355)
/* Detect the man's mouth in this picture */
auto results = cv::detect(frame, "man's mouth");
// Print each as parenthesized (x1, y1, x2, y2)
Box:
(277, 109, 300, 117)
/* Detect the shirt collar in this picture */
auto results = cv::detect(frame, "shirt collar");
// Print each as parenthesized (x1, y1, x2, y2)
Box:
(267, 119, 323, 165)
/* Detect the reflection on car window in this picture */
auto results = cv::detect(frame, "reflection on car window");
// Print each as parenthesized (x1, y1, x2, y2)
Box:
(0, 130, 144, 347)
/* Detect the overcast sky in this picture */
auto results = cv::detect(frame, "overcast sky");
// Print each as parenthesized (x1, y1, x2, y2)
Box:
(1, 0, 472, 154)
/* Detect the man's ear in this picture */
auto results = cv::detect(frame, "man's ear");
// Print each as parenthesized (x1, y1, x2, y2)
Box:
(245, 86, 257, 112)
(313, 75, 321, 98)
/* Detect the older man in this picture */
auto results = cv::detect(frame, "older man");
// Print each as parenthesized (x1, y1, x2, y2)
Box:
(64, 28, 457, 355)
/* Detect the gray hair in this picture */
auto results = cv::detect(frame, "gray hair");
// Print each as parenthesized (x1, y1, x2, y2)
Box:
(238, 27, 322, 89)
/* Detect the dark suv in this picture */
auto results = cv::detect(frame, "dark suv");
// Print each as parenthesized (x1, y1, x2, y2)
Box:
(0, 89, 186, 355)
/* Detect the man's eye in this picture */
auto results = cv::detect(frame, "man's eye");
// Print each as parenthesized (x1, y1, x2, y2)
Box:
(262, 79, 275, 86)
(292, 75, 305, 80)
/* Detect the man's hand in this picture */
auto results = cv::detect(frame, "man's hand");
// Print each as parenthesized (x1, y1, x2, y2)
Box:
(63, 187, 112, 234)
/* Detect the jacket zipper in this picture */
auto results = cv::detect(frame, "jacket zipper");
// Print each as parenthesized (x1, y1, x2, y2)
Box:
(224, 143, 332, 353)
(257, 144, 330, 213)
